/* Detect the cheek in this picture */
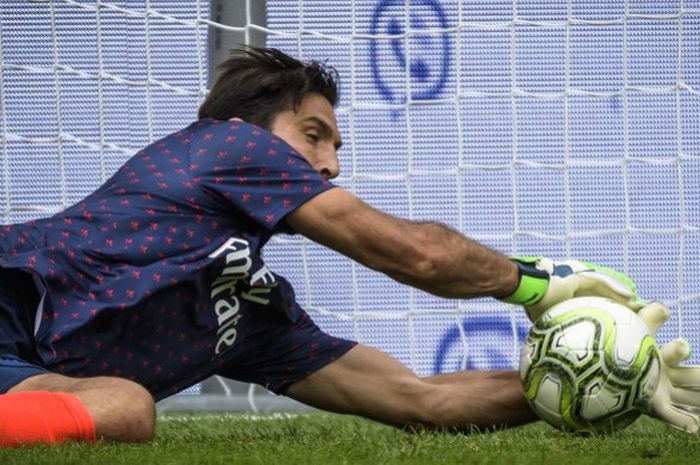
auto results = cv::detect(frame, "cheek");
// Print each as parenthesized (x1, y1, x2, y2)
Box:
(305, 152, 322, 169)
(283, 134, 310, 156)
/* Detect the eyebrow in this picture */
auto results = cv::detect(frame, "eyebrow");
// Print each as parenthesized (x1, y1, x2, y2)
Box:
(304, 116, 343, 150)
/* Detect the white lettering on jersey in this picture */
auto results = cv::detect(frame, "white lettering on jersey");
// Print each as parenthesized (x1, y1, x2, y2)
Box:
(250, 264, 275, 286)
(210, 237, 250, 355)
(209, 237, 277, 355)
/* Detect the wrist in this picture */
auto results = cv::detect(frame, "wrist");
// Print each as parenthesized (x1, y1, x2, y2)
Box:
(500, 258, 549, 306)
(495, 259, 520, 299)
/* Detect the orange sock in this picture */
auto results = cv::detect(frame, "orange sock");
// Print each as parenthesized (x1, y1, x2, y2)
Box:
(0, 391, 96, 447)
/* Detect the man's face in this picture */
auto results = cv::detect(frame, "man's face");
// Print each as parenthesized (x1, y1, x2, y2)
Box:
(267, 92, 342, 180)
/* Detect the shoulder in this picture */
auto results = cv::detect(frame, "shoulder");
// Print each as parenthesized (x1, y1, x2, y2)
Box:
(190, 119, 308, 166)
(190, 119, 283, 147)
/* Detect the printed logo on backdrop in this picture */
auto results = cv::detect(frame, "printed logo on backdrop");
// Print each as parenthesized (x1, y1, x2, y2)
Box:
(433, 315, 528, 374)
(370, 0, 452, 118)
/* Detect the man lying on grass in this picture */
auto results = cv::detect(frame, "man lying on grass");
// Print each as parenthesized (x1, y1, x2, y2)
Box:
(0, 47, 697, 446)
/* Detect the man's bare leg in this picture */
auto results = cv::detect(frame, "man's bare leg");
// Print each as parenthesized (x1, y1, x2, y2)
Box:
(9, 373, 155, 442)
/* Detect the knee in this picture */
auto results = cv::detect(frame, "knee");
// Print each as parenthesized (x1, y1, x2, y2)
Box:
(110, 380, 156, 442)
(8, 372, 156, 443)
(80, 378, 156, 443)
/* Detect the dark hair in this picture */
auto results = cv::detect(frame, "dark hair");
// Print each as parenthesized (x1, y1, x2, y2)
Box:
(198, 46, 339, 129)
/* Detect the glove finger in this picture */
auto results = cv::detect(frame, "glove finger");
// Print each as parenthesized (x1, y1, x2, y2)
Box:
(652, 402, 700, 433)
(660, 339, 692, 367)
(578, 271, 635, 298)
(668, 366, 700, 388)
(637, 302, 671, 335)
(535, 257, 555, 273)
(670, 386, 700, 410)
(626, 296, 648, 312)
(575, 272, 646, 312)
(572, 284, 634, 306)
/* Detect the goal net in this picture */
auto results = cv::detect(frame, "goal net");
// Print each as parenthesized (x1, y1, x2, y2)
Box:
(1, 0, 698, 411)
(262, 0, 699, 377)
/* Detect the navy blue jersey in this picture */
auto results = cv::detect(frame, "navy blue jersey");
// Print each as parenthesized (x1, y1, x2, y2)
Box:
(0, 119, 336, 400)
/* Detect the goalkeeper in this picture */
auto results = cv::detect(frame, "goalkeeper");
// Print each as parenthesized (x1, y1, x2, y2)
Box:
(0, 47, 697, 447)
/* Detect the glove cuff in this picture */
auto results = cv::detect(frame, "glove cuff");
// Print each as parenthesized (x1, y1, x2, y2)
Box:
(501, 258, 550, 306)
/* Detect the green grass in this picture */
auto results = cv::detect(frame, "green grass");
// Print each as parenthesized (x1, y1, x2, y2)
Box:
(1, 412, 699, 465)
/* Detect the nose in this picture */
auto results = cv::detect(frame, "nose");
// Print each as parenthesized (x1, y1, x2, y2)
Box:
(317, 150, 340, 180)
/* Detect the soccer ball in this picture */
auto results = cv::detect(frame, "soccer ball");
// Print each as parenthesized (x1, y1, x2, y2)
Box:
(519, 297, 660, 433)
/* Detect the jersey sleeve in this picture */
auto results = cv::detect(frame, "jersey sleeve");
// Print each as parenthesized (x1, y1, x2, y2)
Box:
(189, 119, 335, 233)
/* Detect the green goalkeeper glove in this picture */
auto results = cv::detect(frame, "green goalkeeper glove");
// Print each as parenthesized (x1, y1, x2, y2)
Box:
(638, 302, 700, 433)
(501, 256, 645, 321)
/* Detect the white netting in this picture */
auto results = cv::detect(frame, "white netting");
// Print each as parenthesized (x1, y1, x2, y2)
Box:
(0, 0, 209, 221)
(1, 1, 699, 408)
(262, 0, 700, 377)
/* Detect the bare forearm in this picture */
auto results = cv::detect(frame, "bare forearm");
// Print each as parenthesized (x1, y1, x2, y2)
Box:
(287, 188, 520, 300)
(421, 370, 537, 432)
(368, 220, 519, 300)
(286, 344, 536, 434)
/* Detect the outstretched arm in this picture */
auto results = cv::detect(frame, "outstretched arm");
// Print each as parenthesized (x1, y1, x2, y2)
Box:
(286, 344, 536, 432)
(286, 187, 519, 300)
(287, 187, 644, 320)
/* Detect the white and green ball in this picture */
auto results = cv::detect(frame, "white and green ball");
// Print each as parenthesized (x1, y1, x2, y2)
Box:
(519, 297, 660, 433)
